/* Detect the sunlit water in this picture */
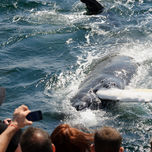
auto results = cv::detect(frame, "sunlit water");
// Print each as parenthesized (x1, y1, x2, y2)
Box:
(0, 0, 152, 151)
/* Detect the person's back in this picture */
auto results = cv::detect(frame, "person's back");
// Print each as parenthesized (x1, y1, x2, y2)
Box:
(51, 124, 93, 152)
(91, 126, 124, 152)
(20, 127, 55, 152)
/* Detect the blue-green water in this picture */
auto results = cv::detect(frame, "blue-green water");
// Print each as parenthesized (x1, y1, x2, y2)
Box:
(1, 0, 152, 151)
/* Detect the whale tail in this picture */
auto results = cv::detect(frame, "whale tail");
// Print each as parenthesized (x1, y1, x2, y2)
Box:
(80, 0, 104, 15)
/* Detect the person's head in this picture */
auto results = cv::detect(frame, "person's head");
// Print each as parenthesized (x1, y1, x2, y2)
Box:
(51, 124, 94, 152)
(91, 126, 124, 152)
(20, 127, 55, 152)
(0, 122, 22, 152)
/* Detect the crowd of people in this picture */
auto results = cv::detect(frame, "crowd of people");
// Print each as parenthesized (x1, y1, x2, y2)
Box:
(0, 104, 150, 152)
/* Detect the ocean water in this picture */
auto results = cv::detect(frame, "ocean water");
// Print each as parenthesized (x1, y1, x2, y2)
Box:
(0, 0, 152, 151)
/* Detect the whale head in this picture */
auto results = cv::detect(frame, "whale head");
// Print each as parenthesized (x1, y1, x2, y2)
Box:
(71, 78, 125, 110)
(71, 91, 102, 110)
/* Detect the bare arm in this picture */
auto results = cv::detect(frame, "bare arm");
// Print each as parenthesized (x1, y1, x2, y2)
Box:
(0, 105, 32, 152)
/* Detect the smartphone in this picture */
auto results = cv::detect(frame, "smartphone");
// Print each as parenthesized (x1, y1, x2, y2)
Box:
(26, 110, 42, 122)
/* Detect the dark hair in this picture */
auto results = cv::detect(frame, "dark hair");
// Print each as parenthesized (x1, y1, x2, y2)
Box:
(0, 122, 22, 152)
(51, 124, 93, 152)
(94, 126, 122, 152)
(20, 127, 52, 152)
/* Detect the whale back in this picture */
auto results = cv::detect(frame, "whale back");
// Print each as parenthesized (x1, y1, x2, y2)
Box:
(79, 56, 137, 91)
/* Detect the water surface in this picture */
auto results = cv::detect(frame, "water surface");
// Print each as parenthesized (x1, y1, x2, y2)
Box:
(1, 0, 152, 151)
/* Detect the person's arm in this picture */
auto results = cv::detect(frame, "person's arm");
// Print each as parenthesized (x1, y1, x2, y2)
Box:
(0, 124, 19, 152)
(80, 0, 104, 15)
(0, 105, 32, 152)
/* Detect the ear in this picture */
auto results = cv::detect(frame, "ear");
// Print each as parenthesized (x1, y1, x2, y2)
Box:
(52, 144, 56, 152)
(119, 147, 124, 152)
(90, 144, 95, 152)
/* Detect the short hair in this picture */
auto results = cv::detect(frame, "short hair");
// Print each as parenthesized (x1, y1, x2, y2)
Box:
(0, 122, 22, 152)
(20, 127, 52, 152)
(51, 124, 93, 152)
(94, 126, 122, 152)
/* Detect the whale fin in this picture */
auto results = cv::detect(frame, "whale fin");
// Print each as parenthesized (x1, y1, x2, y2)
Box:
(96, 88, 152, 103)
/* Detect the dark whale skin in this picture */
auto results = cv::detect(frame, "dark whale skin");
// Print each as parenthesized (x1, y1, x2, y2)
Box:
(71, 55, 138, 111)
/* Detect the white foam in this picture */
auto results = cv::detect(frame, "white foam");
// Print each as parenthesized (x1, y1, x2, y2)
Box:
(79, 109, 98, 126)
(64, 108, 107, 128)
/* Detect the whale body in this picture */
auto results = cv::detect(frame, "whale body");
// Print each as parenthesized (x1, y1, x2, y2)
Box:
(71, 55, 138, 110)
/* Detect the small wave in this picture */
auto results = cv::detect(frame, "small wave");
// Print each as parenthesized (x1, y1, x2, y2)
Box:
(0, 0, 51, 10)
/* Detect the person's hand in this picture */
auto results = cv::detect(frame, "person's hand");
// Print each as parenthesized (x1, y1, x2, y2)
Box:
(3, 118, 11, 125)
(11, 105, 32, 129)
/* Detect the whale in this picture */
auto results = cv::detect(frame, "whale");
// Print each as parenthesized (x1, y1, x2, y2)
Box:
(71, 55, 138, 111)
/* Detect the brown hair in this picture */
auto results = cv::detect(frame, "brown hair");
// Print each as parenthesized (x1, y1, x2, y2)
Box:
(94, 126, 122, 152)
(20, 127, 53, 152)
(51, 124, 94, 152)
